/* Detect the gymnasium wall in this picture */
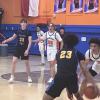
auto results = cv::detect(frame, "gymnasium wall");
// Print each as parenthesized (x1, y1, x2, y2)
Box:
(0, 0, 100, 55)
(0, 24, 100, 55)
(0, 0, 100, 25)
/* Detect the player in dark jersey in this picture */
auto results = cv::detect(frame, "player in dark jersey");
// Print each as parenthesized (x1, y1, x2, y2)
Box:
(59, 27, 65, 40)
(42, 34, 94, 100)
(2, 19, 32, 83)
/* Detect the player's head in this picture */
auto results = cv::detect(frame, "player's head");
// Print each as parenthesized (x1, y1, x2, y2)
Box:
(48, 23, 55, 31)
(89, 38, 100, 52)
(36, 26, 41, 32)
(63, 33, 79, 48)
(20, 19, 27, 30)
(60, 27, 65, 35)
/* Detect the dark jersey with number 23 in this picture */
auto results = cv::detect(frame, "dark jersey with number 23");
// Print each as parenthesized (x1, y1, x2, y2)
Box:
(56, 48, 85, 77)
(15, 30, 31, 49)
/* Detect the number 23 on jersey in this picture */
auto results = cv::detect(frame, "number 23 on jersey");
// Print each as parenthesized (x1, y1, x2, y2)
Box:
(60, 51, 72, 59)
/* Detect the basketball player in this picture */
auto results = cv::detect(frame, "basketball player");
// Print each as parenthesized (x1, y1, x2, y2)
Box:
(85, 38, 100, 77)
(58, 27, 65, 51)
(36, 26, 45, 65)
(79, 38, 100, 97)
(36, 23, 63, 83)
(2, 19, 32, 83)
(42, 34, 93, 100)
(59, 27, 65, 40)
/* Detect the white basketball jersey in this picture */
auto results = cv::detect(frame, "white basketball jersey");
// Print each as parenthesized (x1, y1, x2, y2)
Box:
(85, 49, 100, 73)
(37, 31, 44, 43)
(85, 49, 100, 62)
(45, 31, 62, 50)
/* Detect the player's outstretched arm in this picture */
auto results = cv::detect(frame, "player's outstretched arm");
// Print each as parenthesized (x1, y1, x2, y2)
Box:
(2, 34, 17, 44)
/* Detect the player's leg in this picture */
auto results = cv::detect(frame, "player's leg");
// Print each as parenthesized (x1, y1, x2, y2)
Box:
(39, 43, 45, 65)
(66, 75, 83, 100)
(8, 56, 18, 83)
(25, 59, 32, 83)
(43, 75, 65, 100)
(49, 60, 56, 77)
(66, 89, 73, 100)
(21, 48, 32, 83)
(47, 51, 56, 83)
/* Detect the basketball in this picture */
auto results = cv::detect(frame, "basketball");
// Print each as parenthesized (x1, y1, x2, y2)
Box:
(84, 85, 99, 99)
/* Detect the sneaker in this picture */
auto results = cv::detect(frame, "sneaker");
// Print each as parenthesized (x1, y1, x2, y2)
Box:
(8, 75, 14, 83)
(47, 77, 53, 83)
(28, 76, 32, 83)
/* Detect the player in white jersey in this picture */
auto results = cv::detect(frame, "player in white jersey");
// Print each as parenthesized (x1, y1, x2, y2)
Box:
(85, 38, 100, 76)
(36, 26, 45, 65)
(38, 23, 63, 83)
(79, 38, 100, 96)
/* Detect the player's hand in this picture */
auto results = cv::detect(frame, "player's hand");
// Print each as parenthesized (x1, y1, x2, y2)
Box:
(24, 50, 29, 56)
(32, 39, 39, 43)
(86, 77, 95, 86)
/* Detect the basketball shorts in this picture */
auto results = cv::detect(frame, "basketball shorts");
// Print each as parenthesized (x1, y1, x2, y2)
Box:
(47, 50, 57, 61)
(46, 74, 78, 98)
(38, 42, 45, 51)
(13, 46, 29, 60)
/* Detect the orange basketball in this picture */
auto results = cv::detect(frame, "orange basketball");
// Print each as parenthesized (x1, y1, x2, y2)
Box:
(84, 85, 99, 99)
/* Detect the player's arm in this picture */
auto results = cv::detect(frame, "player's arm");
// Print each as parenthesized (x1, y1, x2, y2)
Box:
(60, 40, 63, 50)
(80, 60, 94, 82)
(32, 39, 39, 43)
(78, 50, 90, 77)
(2, 33, 17, 44)
(27, 36, 32, 52)
(78, 51, 94, 82)
(56, 32, 63, 50)
(32, 32, 46, 43)
(24, 36, 32, 56)
(85, 49, 90, 65)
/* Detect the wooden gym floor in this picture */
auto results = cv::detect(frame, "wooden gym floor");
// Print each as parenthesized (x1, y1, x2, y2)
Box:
(0, 56, 100, 100)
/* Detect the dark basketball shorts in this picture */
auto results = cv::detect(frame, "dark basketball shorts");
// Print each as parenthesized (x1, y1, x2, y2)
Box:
(45, 74, 78, 98)
(13, 46, 29, 60)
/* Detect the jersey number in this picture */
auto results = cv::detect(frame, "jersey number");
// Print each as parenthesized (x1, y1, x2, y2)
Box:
(60, 51, 72, 59)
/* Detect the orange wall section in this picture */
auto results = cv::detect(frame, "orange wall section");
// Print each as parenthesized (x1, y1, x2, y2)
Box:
(0, 0, 100, 25)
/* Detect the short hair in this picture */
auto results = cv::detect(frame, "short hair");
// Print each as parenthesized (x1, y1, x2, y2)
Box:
(48, 23, 55, 29)
(20, 19, 27, 23)
(63, 33, 79, 48)
(60, 27, 65, 30)
(89, 38, 100, 46)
